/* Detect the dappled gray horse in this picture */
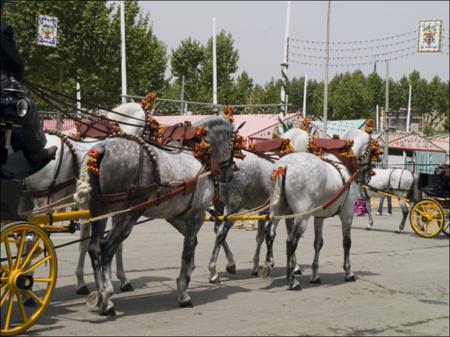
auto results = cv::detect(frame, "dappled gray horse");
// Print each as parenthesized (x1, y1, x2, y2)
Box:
(74, 116, 234, 315)
(269, 128, 378, 289)
(23, 102, 148, 295)
(361, 168, 419, 232)
(208, 127, 312, 283)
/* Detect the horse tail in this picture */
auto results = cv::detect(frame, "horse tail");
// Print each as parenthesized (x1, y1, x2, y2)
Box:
(407, 172, 422, 203)
(270, 166, 287, 209)
(74, 144, 105, 209)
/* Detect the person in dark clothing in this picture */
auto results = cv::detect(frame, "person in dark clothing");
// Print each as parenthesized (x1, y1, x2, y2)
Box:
(1, 0, 56, 165)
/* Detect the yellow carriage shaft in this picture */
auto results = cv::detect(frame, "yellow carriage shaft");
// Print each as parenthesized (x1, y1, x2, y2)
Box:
(205, 214, 273, 222)
(361, 184, 411, 203)
(27, 210, 91, 228)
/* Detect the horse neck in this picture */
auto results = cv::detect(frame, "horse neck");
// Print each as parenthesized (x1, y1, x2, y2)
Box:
(282, 129, 309, 152)
(25, 135, 76, 195)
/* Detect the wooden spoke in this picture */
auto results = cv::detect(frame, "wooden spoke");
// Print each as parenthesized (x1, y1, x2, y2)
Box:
(23, 256, 52, 275)
(14, 230, 26, 269)
(14, 289, 28, 324)
(33, 278, 53, 283)
(25, 289, 44, 307)
(19, 237, 42, 270)
(1, 288, 10, 307)
(3, 237, 14, 271)
(3, 291, 14, 333)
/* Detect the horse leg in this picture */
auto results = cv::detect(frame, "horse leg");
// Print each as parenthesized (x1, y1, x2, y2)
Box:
(265, 219, 276, 268)
(339, 209, 356, 282)
(178, 214, 203, 307)
(222, 240, 236, 275)
(285, 218, 302, 275)
(396, 199, 409, 233)
(258, 218, 279, 278)
(251, 218, 267, 275)
(75, 223, 91, 295)
(97, 213, 137, 316)
(310, 217, 324, 283)
(208, 218, 233, 284)
(114, 241, 133, 291)
(286, 218, 308, 290)
(87, 217, 107, 312)
(363, 190, 374, 230)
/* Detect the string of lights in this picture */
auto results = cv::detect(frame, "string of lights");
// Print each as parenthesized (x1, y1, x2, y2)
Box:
(289, 30, 417, 45)
(289, 51, 417, 68)
(289, 37, 417, 52)
(289, 46, 416, 60)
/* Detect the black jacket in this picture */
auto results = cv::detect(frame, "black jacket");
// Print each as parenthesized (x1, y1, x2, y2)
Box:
(0, 20, 24, 81)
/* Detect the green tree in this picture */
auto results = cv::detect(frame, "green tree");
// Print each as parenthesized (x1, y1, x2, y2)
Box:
(170, 37, 205, 101)
(106, 0, 167, 104)
(367, 72, 384, 110)
(201, 30, 239, 103)
(232, 71, 254, 106)
(4, 0, 167, 109)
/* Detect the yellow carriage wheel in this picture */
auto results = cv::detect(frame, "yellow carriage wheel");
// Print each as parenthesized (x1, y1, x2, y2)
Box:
(1, 222, 57, 336)
(409, 199, 445, 238)
(442, 208, 449, 237)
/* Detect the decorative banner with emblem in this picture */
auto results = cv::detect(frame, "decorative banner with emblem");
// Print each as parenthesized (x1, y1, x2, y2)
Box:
(417, 19, 442, 53)
(37, 14, 58, 47)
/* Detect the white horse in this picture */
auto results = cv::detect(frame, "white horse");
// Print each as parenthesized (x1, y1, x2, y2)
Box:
(361, 168, 419, 232)
(22, 102, 147, 295)
(208, 127, 315, 283)
(269, 128, 378, 289)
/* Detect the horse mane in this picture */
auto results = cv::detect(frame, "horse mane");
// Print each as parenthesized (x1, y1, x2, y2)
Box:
(194, 116, 233, 155)
(341, 128, 370, 159)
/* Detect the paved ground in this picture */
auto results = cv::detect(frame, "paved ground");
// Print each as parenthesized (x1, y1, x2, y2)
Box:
(24, 209, 449, 336)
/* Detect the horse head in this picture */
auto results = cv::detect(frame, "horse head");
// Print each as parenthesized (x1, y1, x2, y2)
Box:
(341, 121, 382, 184)
(195, 116, 234, 184)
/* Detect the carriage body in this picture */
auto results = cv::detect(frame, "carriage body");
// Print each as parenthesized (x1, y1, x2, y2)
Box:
(409, 168, 450, 238)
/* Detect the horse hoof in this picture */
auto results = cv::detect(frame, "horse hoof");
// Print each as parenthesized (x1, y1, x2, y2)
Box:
(288, 282, 302, 291)
(23, 297, 36, 307)
(251, 270, 258, 276)
(226, 264, 237, 275)
(179, 299, 193, 308)
(310, 277, 322, 284)
(101, 307, 116, 317)
(86, 291, 100, 311)
(395, 229, 402, 234)
(294, 266, 303, 275)
(345, 275, 356, 282)
(366, 226, 372, 231)
(209, 275, 221, 284)
(120, 282, 134, 292)
(257, 265, 270, 279)
(76, 285, 90, 295)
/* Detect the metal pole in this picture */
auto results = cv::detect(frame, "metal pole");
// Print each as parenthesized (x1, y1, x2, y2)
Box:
(323, 0, 331, 135)
(383, 59, 390, 168)
(180, 75, 185, 115)
(280, 1, 291, 118)
(76, 77, 81, 119)
(376, 104, 379, 133)
(212, 17, 218, 108)
(57, 67, 63, 130)
(406, 84, 412, 132)
(120, 0, 127, 104)
(302, 74, 307, 117)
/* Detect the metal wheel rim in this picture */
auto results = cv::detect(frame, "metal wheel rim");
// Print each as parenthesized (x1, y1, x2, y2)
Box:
(1, 222, 58, 336)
